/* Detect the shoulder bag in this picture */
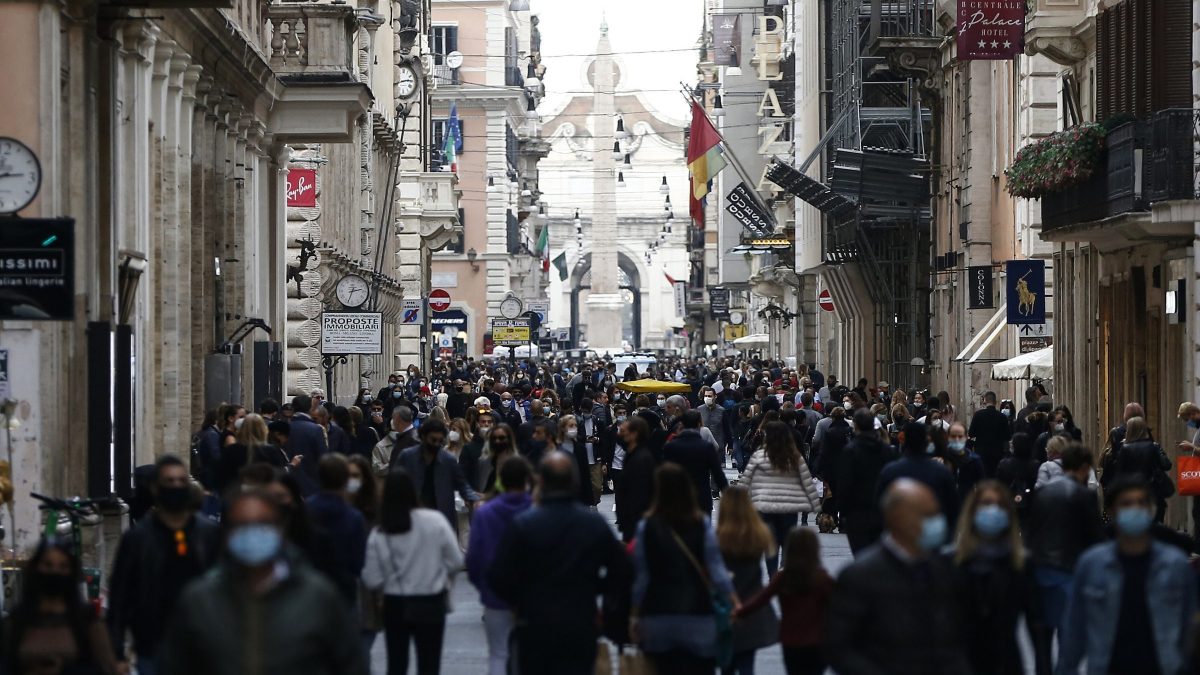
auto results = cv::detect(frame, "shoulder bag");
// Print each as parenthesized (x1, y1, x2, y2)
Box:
(668, 528, 733, 668)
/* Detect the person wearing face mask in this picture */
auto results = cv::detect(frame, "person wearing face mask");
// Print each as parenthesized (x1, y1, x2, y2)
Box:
(161, 489, 367, 675)
(942, 422, 985, 505)
(837, 410, 898, 556)
(288, 395, 330, 496)
(1057, 479, 1195, 675)
(373, 406, 418, 477)
(392, 419, 481, 534)
(107, 455, 222, 675)
(948, 481, 1049, 675)
(496, 391, 524, 429)
(826, 479, 971, 675)
(698, 387, 728, 465)
(968, 391, 1013, 478)
(516, 400, 557, 456)
(876, 422, 961, 530)
(10, 539, 121, 675)
(304, 454, 368, 607)
(460, 411, 495, 492)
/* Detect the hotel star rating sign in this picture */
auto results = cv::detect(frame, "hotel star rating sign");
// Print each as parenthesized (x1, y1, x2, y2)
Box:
(957, 0, 1024, 60)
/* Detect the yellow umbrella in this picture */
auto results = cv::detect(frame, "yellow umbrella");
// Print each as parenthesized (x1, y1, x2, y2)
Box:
(614, 379, 693, 395)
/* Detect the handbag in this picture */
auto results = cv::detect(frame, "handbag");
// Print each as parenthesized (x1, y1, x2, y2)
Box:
(359, 582, 384, 632)
(1178, 454, 1200, 496)
(668, 529, 733, 668)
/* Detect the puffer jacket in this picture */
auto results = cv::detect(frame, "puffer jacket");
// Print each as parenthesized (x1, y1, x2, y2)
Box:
(743, 448, 821, 514)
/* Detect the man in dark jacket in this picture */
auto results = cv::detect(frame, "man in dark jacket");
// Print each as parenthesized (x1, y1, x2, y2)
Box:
(489, 452, 629, 675)
(516, 400, 557, 454)
(1012, 385, 1042, 435)
(837, 409, 896, 555)
(877, 422, 962, 529)
(661, 410, 729, 515)
(827, 479, 971, 675)
(459, 410, 495, 492)
(161, 489, 367, 675)
(968, 390, 1013, 477)
(108, 455, 222, 675)
(304, 454, 367, 606)
(392, 419, 479, 533)
(615, 416, 658, 542)
(288, 394, 329, 496)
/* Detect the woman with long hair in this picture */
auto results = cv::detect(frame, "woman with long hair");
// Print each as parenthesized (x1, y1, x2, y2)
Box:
(1107, 416, 1173, 520)
(362, 470, 463, 675)
(215, 413, 287, 494)
(445, 418, 472, 458)
(6, 539, 119, 675)
(346, 455, 380, 526)
(744, 421, 820, 575)
(950, 480, 1048, 675)
(631, 463, 737, 675)
(735, 528, 833, 675)
(344, 406, 381, 459)
(715, 485, 779, 675)
(218, 403, 245, 448)
(554, 415, 594, 505)
(477, 424, 517, 496)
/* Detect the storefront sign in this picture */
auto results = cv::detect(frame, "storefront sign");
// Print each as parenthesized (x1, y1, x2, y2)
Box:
(321, 312, 383, 354)
(0, 217, 74, 321)
(709, 287, 730, 319)
(1019, 336, 1053, 354)
(432, 309, 468, 335)
(286, 169, 317, 208)
(725, 183, 773, 237)
(724, 324, 747, 341)
(967, 265, 994, 309)
(713, 15, 740, 66)
(957, 0, 1024, 61)
(491, 318, 531, 346)
(1006, 260, 1046, 325)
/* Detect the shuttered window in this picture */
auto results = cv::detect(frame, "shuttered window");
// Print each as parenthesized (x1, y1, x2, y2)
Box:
(1096, 0, 1192, 121)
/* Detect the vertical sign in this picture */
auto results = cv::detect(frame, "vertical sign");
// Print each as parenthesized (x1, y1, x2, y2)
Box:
(0, 348, 10, 400)
(957, 0, 1024, 61)
(709, 287, 730, 320)
(673, 281, 687, 317)
(527, 301, 549, 326)
(1006, 260, 1046, 325)
(967, 265, 995, 309)
(286, 168, 317, 208)
(713, 15, 740, 66)
(400, 298, 424, 326)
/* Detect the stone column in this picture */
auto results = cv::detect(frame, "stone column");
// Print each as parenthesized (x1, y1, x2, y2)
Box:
(585, 24, 624, 349)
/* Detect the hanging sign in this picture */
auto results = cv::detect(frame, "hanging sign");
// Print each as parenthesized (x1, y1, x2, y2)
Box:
(1006, 260, 1046, 325)
(321, 312, 383, 354)
(709, 287, 730, 320)
(673, 281, 687, 317)
(957, 0, 1024, 61)
(725, 182, 774, 237)
(713, 15, 741, 66)
(0, 217, 75, 321)
(967, 265, 995, 309)
(491, 318, 531, 346)
(286, 169, 317, 208)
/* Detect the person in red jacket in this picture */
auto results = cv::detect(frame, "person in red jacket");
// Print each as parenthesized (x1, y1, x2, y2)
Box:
(734, 528, 832, 675)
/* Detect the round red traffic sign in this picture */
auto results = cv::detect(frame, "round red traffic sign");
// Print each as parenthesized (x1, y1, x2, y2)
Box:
(818, 289, 835, 313)
(429, 288, 452, 312)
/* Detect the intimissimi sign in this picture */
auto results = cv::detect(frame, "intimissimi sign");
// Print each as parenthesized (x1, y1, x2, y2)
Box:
(957, 0, 1025, 60)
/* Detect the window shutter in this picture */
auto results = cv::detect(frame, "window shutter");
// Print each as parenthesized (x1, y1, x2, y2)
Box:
(1153, 0, 1192, 111)
(1097, 0, 1193, 121)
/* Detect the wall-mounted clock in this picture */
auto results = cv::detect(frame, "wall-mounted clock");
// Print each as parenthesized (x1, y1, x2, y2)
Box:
(729, 310, 745, 326)
(397, 63, 419, 99)
(336, 274, 370, 308)
(0, 138, 42, 215)
(500, 295, 523, 319)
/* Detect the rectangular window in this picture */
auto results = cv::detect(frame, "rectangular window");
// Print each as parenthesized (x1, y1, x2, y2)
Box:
(430, 26, 460, 85)
(445, 208, 465, 254)
(1096, 0, 1191, 121)
(430, 118, 465, 172)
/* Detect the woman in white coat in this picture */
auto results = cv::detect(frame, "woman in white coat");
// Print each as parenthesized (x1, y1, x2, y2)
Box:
(742, 420, 821, 576)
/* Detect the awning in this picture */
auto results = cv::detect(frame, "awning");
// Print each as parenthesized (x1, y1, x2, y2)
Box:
(991, 346, 1054, 381)
(954, 304, 1007, 362)
(614, 380, 693, 395)
(730, 238, 793, 254)
(732, 333, 770, 347)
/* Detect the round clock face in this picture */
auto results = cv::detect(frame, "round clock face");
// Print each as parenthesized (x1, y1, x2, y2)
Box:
(500, 296, 523, 319)
(0, 138, 42, 215)
(729, 311, 745, 326)
(397, 66, 418, 98)
(336, 274, 370, 308)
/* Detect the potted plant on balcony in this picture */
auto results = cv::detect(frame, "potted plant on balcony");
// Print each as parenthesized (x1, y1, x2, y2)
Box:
(1004, 123, 1107, 199)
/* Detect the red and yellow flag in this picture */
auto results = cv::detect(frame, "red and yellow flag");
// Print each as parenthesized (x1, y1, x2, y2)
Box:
(687, 100, 727, 226)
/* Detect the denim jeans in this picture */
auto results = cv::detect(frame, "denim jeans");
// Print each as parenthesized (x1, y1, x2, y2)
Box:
(1033, 565, 1073, 632)
(482, 608, 514, 675)
(759, 511, 798, 576)
(722, 649, 757, 675)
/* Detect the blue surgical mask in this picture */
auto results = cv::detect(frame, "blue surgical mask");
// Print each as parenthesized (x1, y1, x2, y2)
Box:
(973, 505, 1009, 538)
(925, 442, 937, 455)
(1188, 420, 1199, 430)
(392, 391, 403, 399)
(1115, 507, 1153, 537)
(919, 514, 947, 552)
(227, 524, 283, 566)
(1001, 408, 1012, 419)
(948, 440, 967, 454)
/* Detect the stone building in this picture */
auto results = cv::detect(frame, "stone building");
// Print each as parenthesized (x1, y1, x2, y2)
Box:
(0, 0, 457, 548)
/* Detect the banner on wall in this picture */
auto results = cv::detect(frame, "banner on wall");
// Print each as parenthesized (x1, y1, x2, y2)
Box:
(956, 0, 1024, 61)
(713, 15, 741, 66)
(286, 169, 318, 207)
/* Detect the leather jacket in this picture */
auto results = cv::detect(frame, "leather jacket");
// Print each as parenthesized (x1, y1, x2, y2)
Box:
(1025, 476, 1105, 571)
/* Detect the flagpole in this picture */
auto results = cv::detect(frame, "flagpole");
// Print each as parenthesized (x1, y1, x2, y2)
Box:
(680, 86, 778, 231)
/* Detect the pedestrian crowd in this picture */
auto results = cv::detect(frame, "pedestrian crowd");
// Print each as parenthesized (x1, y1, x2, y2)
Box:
(7, 355, 1200, 675)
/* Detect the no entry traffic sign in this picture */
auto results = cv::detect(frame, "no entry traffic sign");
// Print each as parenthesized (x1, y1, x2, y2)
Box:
(429, 288, 452, 312)
(818, 289, 835, 313)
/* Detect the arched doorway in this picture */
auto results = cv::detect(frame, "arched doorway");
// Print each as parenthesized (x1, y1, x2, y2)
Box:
(569, 253, 642, 349)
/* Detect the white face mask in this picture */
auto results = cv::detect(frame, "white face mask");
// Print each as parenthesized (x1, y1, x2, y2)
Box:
(657, 397, 666, 405)
(447, 430, 461, 443)
(234, 417, 245, 430)
(346, 478, 362, 494)
(704, 397, 715, 406)
(566, 427, 579, 440)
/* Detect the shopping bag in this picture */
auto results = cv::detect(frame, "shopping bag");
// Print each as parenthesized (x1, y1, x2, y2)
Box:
(619, 648, 657, 675)
(1178, 455, 1200, 496)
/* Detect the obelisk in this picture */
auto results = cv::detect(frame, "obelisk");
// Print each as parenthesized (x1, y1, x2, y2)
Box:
(585, 18, 625, 349)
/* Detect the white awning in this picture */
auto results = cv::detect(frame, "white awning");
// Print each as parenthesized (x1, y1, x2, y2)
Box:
(732, 333, 771, 347)
(991, 346, 1054, 381)
(967, 319, 1009, 364)
(955, 304, 1008, 361)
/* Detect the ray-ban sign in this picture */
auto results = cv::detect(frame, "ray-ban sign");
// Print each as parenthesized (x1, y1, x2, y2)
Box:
(286, 169, 317, 208)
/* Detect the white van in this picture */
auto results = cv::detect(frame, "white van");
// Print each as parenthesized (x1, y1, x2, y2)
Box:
(612, 353, 658, 381)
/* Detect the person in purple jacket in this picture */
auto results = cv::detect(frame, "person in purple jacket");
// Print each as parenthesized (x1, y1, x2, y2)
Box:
(466, 456, 534, 675)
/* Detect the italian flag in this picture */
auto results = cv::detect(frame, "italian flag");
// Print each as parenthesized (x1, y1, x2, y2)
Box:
(536, 224, 550, 273)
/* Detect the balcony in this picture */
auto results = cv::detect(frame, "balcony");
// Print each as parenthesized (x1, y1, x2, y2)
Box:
(432, 64, 459, 87)
(1024, 0, 1092, 65)
(398, 172, 462, 250)
(1040, 110, 1199, 245)
(266, 3, 371, 143)
(861, 0, 940, 78)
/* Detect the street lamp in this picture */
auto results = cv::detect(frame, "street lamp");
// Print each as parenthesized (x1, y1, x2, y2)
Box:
(615, 116, 627, 139)
(712, 95, 725, 117)
(611, 141, 622, 160)
(659, 176, 670, 194)
(617, 172, 626, 188)
(622, 153, 632, 170)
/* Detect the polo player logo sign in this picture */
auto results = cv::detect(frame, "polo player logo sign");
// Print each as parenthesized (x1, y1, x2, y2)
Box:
(1006, 260, 1046, 325)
